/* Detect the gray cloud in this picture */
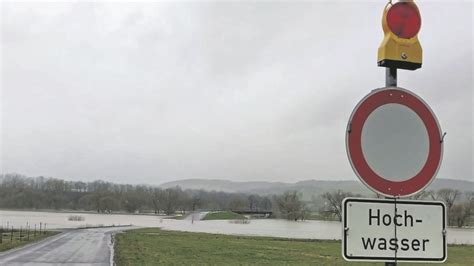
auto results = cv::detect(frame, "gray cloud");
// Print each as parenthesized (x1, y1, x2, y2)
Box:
(1, 1, 472, 185)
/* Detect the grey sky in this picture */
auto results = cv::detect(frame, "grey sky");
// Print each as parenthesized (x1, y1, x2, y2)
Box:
(1, 0, 472, 185)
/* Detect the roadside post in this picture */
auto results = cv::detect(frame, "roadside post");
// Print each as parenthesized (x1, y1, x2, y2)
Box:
(343, 0, 447, 264)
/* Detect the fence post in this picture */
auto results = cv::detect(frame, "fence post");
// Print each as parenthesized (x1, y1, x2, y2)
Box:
(0, 226, 3, 244)
(19, 226, 22, 241)
(44, 223, 46, 234)
(34, 224, 37, 237)
(27, 226, 30, 241)
(40, 222, 42, 235)
(10, 227, 13, 241)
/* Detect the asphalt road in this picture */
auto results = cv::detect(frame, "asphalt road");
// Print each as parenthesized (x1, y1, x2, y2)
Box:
(0, 227, 132, 266)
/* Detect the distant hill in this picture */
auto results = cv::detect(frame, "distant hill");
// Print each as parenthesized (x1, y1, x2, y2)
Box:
(161, 179, 290, 193)
(160, 178, 474, 200)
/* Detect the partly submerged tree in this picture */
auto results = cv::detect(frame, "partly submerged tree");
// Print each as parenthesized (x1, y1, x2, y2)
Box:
(450, 192, 474, 228)
(321, 190, 360, 222)
(436, 188, 461, 225)
(274, 191, 304, 221)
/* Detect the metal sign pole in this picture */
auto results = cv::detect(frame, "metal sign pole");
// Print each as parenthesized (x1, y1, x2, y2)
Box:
(386, 67, 397, 87)
(386, 196, 397, 266)
(385, 66, 397, 266)
(386, 66, 397, 266)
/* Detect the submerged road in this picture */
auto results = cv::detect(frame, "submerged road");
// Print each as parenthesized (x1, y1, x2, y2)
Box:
(0, 227, 133, 266)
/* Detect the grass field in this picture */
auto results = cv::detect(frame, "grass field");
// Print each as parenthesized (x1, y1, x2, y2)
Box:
(114, 228, 473, 265)
(202, 211, 247, 220)
(0, 230, 58, 252)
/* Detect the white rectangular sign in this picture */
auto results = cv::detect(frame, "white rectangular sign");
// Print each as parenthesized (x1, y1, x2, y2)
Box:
(342, 198, 446, 263)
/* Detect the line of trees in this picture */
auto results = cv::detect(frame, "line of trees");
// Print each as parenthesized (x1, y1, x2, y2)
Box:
(0, 174, 305, 220)
(0, 174, 273, 215)
(314, 189, 474, 227)
(424, 189, 474, 227)
(1, 174, 472, 226)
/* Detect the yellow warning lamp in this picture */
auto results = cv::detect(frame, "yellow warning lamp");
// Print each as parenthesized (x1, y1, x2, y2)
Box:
(378, 0, 422, 70)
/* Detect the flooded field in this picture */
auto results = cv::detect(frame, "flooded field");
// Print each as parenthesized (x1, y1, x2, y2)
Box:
(1, 210, 472, 244)
(0, 210, 160, 229)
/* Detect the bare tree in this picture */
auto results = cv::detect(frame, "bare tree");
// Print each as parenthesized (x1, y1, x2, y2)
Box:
(161, 187, 182, 215)
(408, 190, 431, 200)
(228, 194, 246, 211)
(248, 195, 259, 211)
(436, 189, 461, 225)
(258, 197, 272, 211)
(151, 188, 162, 214)
(437, 189, 461, 210)
(426, 190, 438, 200)
(451, 202, 472, 227)
(274, 191, 304, 221)
(450, 192, 474, 227)
(99, 196, 119, 213)
(322, 190, 360, 221)
(189, 195, 202, 211)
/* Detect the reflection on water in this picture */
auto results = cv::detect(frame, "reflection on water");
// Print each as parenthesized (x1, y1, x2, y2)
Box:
(1, 210, 472, 244)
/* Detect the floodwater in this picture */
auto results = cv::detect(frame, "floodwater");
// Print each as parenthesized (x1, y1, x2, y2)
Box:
(1, 210, 472, 245)
(0, 210, 160, 230)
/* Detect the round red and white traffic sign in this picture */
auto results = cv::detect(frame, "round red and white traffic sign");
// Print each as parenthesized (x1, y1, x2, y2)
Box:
(346, 87, 443, 197)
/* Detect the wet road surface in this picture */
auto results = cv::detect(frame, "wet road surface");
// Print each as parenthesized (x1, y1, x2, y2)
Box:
(0, 227, 133, 266)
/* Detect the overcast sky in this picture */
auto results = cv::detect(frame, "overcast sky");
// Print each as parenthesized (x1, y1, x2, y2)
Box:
(1, 0, 472, 185)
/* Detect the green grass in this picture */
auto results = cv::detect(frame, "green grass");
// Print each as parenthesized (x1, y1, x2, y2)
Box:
(0, 230, 58, 252)
(202, 211, 246, 220)
(115, 228, 473, 265)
